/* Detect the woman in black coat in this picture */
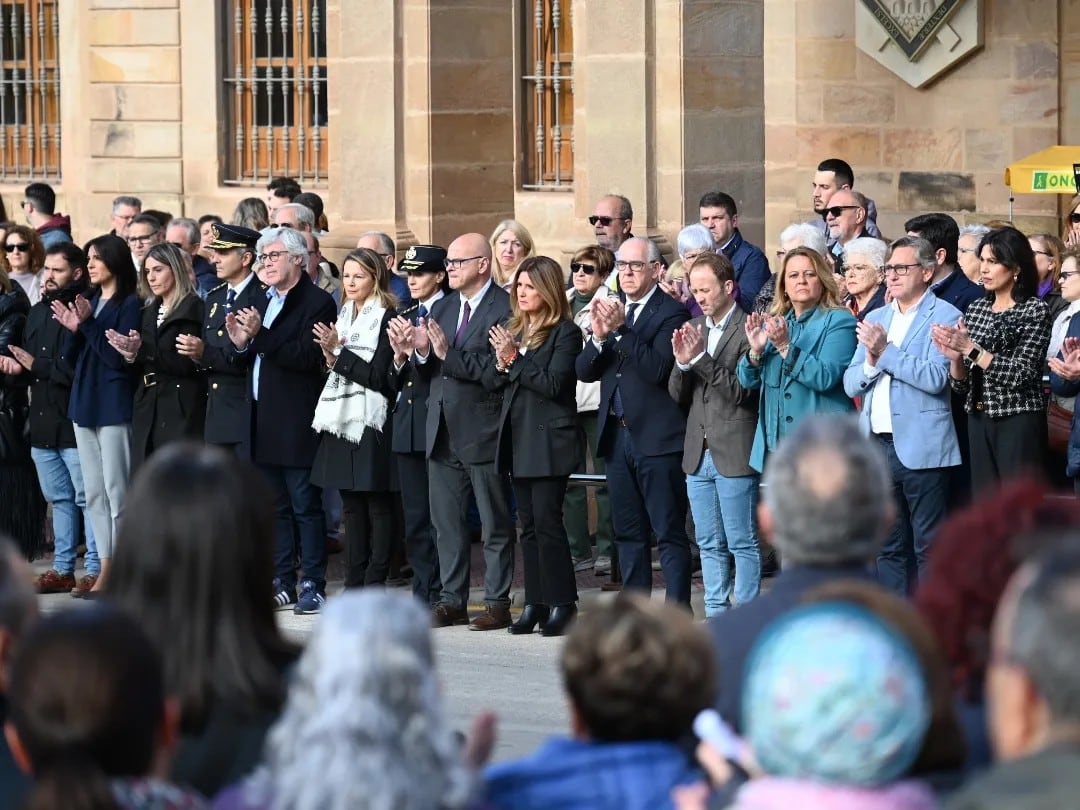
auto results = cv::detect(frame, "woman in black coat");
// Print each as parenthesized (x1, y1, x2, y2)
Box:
(485, 256, 583, 637)
(310, 248, 397, 588)
(0, 270, 45, 559)
(106, 243, 206, 469)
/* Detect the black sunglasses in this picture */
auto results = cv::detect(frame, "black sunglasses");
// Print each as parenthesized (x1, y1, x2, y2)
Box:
(4, 243, 30, 253)
(824, 205, 859, 218)
(588, 215, 623, 227)
(1070, 212, 1080, 224)
(571, 262, 597, 275)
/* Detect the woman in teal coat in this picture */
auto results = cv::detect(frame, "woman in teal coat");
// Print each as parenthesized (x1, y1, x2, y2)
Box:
(737, 247, 857, 472)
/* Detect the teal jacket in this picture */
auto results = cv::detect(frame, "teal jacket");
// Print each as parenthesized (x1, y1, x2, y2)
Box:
(736, 306, 857, 472)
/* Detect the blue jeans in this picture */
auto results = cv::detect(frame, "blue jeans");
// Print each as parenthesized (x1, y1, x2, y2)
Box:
(260, 464, 327, 592)
(30, 446, 99, 576)
(686, 452, 760, 615)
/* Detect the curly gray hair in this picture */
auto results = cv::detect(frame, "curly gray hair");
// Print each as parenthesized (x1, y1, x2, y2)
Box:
(243, 591, 475, 810)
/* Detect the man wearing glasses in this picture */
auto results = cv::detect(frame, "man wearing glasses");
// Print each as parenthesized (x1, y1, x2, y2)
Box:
(825, 190, 870, 272)
(414, 233, 514, 631)
(125, 214, 164, 272)
(357, 230, 412, 307)
(576, 237, 694, 606)
(843, 235, 961, 597)
(589, 195, 634, 253)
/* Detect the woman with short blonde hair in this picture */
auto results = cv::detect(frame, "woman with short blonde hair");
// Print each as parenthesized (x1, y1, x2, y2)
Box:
(489, 219, 536, 288)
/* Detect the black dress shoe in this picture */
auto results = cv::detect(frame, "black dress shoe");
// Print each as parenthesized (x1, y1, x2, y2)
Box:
(508, 604, 550, 635)
(541, 603, 577, 637)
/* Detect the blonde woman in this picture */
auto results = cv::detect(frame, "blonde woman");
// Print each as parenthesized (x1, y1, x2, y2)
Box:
(105, 242, 206, 470)
(737, 247, 857, 472)
(489, 219, 535, 289)
(1063, 193, 1080, 249)
(310, 247, 398, 589)
(485, 256, 583, 637)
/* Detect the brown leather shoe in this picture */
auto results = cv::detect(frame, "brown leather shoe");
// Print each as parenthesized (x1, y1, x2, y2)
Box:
(34, 569, 76, 594)
(70, 574, 98, 597)
(431, 603, 469, 628)
(469, 605, 512, 631)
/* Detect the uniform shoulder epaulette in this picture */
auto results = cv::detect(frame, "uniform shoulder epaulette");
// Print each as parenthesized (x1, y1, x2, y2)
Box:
(209, 281, 228, 294)
(399, 302, 420, 316)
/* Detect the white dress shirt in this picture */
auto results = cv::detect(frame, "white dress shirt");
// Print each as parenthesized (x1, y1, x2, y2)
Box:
(865, 290, 928, 435)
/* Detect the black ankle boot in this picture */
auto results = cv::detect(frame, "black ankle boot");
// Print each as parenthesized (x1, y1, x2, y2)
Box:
(508, 603, 550, 635)
(541, 603, 577, 637)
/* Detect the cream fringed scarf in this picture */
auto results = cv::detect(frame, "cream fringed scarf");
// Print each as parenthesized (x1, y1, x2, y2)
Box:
(311, 298, 389, 445)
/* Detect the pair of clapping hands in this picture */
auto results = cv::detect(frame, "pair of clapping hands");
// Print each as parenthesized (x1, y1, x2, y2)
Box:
(1050, 337, 1080, 382)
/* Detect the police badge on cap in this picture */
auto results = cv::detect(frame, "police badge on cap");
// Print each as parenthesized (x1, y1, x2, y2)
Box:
(208, 223, 261, 251)
(399, 244, 448, 274)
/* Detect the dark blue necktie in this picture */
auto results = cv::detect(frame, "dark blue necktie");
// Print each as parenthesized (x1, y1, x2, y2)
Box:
(611, 303, 640, 419)
(226, 289, 236, 310)
(417, 303, 428, 325)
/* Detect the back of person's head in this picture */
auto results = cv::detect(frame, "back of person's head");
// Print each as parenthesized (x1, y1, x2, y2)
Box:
(761, 414, 892, 566)
(7, 606, 167, 810)
(107, 442, 297, 733)
(992, 535, 1080, 759)
(562, 594, 715, 743)
(743, 601, 930, 787)
(806, 580, 966, 777)
(904, 213, 960, 266)
(23, 182, 56, 215)
(250, 590, 473, 810)
(915, 479, 1080, 701)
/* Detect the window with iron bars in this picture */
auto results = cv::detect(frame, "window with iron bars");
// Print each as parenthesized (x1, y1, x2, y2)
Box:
(0, 0, 60, 181)
(521, 0, 573, 190)
(222, 0, 328, 187)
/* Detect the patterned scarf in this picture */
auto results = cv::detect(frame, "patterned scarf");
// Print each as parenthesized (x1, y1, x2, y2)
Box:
(311, 298, 388, 445)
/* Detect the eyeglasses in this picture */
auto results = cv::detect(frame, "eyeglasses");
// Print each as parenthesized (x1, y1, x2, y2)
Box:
(844, 263, 879, 276)
(127, 234, 156, 245)
(1032, 249, 1054, 258)
(571, 262, 597, 275)
(824, 205, 860, 218)
(444, 256, 482, 270)
(1060, 271, 1080, 281)
(588, 215, 624, 227)
(1068, 212, 1080, 224)
(881, 263, 922, 276)
(614, 260, 653, 274)
(257, 250, 290, 264)
(4, 243, 30, 253)
(681, 250, 708, 264)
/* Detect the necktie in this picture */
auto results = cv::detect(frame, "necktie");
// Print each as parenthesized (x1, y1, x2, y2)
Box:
(226, 288, 236, 310)
(417, 303, 428, 325)
(453, 301, 471, 346)
(611, 302, 640, 419)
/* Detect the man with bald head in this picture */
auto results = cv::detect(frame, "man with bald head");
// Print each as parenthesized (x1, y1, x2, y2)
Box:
(413, 232, 514, 631)
(707, 414, 893, 730)
(357, 230, 411, 306)
(589, 194, 634, 253)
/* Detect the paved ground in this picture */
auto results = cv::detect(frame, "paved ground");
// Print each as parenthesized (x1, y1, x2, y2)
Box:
(33, 544, 707, 763)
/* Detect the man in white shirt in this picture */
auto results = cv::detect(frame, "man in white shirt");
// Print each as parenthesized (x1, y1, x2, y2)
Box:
(843, 235, 962, 596)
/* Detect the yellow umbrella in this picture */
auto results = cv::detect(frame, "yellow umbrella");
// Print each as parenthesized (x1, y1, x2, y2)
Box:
(1004, 145, 1080, 218)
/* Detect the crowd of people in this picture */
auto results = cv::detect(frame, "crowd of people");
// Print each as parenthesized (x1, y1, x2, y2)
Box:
(2, 163, 1080, 619)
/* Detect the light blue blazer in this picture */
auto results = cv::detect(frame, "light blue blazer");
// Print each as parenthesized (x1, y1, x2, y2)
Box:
(843, 292, 962, 470)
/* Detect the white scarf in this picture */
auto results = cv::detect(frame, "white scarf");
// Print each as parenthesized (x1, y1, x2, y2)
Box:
(1048, 299, 1080, 360)
(311, 298, 388, 445)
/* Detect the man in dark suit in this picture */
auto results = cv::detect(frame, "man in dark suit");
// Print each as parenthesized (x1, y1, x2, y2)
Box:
(414, 233, 514, 631)
(227, 226, 337, 615)
(176, 223, 266, 457)
(668, 252, 761, 617)
(386, 244, 448, 606)
(709, 415, 889, 730)
(576, 236, 693, 605)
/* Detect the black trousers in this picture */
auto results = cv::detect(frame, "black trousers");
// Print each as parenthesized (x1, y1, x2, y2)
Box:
(341, 490, 395, 588)
(514, 476, 577, 607)
(968, 410, 1046, 496)
(396, 451, 441, 604)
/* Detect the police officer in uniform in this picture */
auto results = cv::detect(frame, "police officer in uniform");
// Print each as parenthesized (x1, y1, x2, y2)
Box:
(386, 245, 449, 605)
(176, 223, 267, 456)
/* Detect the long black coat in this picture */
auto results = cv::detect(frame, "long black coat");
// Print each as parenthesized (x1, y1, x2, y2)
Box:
(131, 293, 207, 468)
(234, 272, 337, 468)
(199, 276, 268, 448)
(310, 309, 396, 492)
(484, 319, 583, 478)
(389, 299, 437, 455)
(416, 284, 511, 464)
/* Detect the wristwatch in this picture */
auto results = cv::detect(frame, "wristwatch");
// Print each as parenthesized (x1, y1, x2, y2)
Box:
(966, 344, 983, 364)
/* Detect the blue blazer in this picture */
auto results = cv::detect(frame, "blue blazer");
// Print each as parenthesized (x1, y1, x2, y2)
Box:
(66, 291, 141, 428)
(575, 288, 690, 458)
(1049, 314, 1080, 478)
(736, 306, 857, 472)
(843, 293, 962, 470)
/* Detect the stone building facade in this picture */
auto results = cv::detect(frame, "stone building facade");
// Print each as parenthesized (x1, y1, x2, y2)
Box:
(0, 0, 1078, 265)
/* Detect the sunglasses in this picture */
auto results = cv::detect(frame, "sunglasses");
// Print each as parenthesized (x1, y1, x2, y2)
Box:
(1070, 212, 1080, 224)
(588, 215, 623, 227)
(824, 205, 860, 218)
(4, 243, 30, 253)
(571, 262, 597, 275)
